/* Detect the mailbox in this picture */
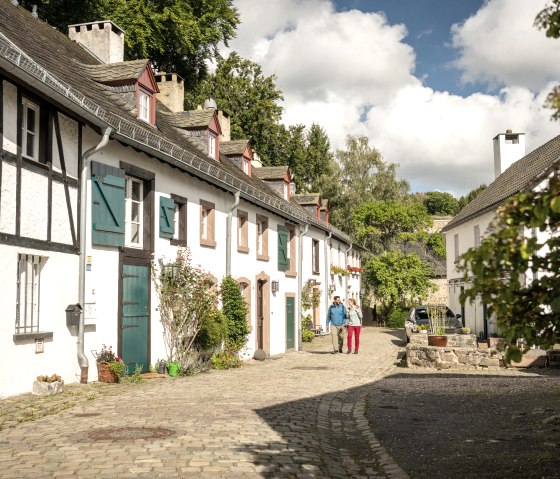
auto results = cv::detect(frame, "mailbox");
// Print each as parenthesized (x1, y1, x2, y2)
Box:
(66, 303, 82, 327)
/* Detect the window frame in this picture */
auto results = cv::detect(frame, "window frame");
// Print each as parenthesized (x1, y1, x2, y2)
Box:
(171, 194, 188, 246)
(256, 214, 269, 261)
(138, 88, 150, 123)
(474, 225, 481, 248)
(22, 97, 40, 162)
(454, 234, 460, 261)
(200, 200, 216, 248)
(125, 176, 144, 248)
(286, 224, 296, 276)
(208, 131, 217, 159)
(237, 209, 249, 253)
(15, 254, 45, 335)
(312, 239, 320, 275)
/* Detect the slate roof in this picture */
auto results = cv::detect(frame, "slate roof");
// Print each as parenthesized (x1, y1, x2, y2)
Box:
(442, 134, 560, 232)
(253, 166, 289, 180)
(0, 0, 352, 244)
(80, 59, 149, 83)
(292, 194, 320, 205)
(162, 109, 214, 129)
(220, 140, 249, 156)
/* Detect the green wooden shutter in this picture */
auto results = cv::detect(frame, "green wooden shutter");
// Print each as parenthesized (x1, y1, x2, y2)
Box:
(91, 161, 125, 246)
(278, 226, 288, 271)
(159, 196, 175, 239)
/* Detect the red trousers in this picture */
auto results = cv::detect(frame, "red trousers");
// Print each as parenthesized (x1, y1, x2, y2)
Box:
(347, 325, 361, 351)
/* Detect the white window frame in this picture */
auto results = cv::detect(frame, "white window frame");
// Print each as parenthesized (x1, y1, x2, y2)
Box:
(454, 234, 459, 261)
(201, 207, 209, 240)
(22, 98, 40, 161)
(173, 202, 181, 240)
(138, 90, 150, 122)
(474, 225, 481, 248)
(125, 176, 143, 248)
(208, 132, 216, 159)
(257, 220, 263, 256)
(242, 158, 250, 175)
(16, 254, 44, 334)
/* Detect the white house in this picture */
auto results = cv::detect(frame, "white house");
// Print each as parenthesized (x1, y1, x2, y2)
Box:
(442, 130, 560, 339)
(0, 2, 360, 397)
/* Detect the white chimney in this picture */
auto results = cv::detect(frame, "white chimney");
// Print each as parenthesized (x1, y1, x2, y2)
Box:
(68, 20, 124, 64)
(155, 73, 184, 113)
(493, 129, 525, 178)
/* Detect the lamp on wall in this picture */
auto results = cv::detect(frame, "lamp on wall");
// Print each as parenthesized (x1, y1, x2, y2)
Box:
(271, 280, 280, 293)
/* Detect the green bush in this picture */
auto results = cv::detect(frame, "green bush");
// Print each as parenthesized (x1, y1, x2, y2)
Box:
(301, 314, 314, 342)
(387, 307, 409, 328)
(211, 349, 242, 369)
(195, 308, 227, 351)
(221, 276, 250, 352)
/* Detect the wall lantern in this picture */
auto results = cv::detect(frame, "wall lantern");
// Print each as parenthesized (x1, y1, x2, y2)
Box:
(271, 280, 280, 293)
(329, 284, 336, 293)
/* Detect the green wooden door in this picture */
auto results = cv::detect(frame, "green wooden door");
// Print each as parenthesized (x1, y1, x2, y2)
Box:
(121, 264, 149, 373)
(286, 296, 295, 350)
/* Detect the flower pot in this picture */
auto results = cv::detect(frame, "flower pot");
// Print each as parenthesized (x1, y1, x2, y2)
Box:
(97, 362, 118, 383)
(428, 335, 448, 347)
(32, 380, 64, 395)
(167, 362, 179, 377)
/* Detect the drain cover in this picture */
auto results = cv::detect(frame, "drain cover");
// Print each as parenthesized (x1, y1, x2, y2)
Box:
(74, 413, 101, 417)
(87, 426, 174, 441)
(291, 366, 330, 370)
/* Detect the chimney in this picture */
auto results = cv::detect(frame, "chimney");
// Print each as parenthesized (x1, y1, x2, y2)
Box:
(68, 21, 124, 64)
(155, 73, 184, 113)
(493, 129, 525, 178)
(218, 111, 231, 142)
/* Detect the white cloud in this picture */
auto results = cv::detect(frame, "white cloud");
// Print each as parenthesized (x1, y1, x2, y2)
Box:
(451, 0, 560, 91)
(229, 0, 560, 196)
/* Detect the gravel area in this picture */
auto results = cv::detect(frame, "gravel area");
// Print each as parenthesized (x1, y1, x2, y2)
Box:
(366, 368, 560, 479)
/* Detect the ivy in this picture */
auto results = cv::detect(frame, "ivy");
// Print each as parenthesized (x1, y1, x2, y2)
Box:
(221, 275, 250, 353)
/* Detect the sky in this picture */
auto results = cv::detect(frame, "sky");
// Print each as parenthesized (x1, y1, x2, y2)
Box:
(223, 0, 560, 196)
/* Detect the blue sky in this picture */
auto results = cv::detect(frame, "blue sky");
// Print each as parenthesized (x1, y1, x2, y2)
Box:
(229, 0, 560, 195)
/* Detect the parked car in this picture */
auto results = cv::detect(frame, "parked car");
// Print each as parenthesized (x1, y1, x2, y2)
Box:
(405, 306, 462, 342)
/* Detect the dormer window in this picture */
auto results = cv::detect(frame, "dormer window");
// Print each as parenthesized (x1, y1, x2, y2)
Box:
(283, 181, 289, 200)
(208, 131, 217, 159)
(242, 158, 250, 175)
(138, 89, 150, 122)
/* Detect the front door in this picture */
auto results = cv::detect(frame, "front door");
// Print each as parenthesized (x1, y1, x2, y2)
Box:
(121, 263, 149, 373)
(286, 296, 295, 350)
(256, 280, 264, 350)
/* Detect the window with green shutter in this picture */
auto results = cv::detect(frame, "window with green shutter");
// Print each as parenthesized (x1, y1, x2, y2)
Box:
(91, 161, 125, 246)
(278, 225, 288, 271)
(159, 196, 175, 239)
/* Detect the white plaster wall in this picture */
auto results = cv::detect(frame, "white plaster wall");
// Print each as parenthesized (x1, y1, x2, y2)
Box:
(0, 245, 79, 398)
(0, 162, 17, 234)
(301, 228, 328, 330)
(2, 81, 17, 155)
(20, 169, 48, 240)
(51, 183, 77, 245)
(52, 113, 79, 179)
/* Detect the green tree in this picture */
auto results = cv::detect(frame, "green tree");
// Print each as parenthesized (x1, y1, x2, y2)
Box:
(327, 135, 409, 234)
(458, 184, 487, 210)
(220, 275, 249, 352)
(353, 201, 432, 253)
(187, 52, 284, 166)
(23, 0, 239, 91)
(423, 191, 460, 216)
(458, 176, 560, 361)
(364, 251, 435, 317)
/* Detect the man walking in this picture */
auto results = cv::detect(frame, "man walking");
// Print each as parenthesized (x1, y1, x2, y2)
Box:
(327, 296, 347, 353)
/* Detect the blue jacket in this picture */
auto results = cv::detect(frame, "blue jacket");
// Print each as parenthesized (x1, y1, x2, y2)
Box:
(327, 303, 347, 327)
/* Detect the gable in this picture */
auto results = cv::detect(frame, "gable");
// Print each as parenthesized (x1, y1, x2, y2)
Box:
(138, 64, 159, 94)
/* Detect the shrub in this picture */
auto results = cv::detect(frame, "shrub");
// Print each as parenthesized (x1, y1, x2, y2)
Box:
(211, 349, 242, 369)
(221, 275, 249, 352)
(301, 313, 314, 342)
(387, 307, 409, 328)
(195, 308, 228, 351)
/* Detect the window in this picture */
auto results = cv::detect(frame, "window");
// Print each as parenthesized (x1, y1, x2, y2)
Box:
(159, 194, 188, 245)
(283, 181, 289, 200)
(278, 225, 288, 271)
(200, 200, 216, 247)
(454, 234, 459, 261)
(242, 158, 250, 175)
(208, 132, 217, 159)
(22, 98, 40, 161)
(474, 225, 481, 247)
(287, 226, 296, 274)
(125, 176, 143, 248)
(237, 210, 249, 252)
(312, 239, 320, 274)
(16, 254, 45, 334)
(138, 90, 150, 122)
(256, 215, 269, 260)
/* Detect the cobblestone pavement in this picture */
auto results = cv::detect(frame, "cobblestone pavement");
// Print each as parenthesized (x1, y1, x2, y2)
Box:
(0, 327, 408, 479)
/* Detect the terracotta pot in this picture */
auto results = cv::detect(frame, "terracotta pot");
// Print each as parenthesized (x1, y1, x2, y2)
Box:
(428, 335, 448, 347)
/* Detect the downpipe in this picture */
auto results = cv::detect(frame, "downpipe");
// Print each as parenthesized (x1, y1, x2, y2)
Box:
(297, 224, 309, 351)
(77, 127, 112, 383)
(324, 231, 332, 321)
(226, 191, 241, 276)
(344, 242, 353, 304)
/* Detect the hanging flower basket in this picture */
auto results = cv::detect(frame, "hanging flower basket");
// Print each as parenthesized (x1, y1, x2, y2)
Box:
(97, 361, 118, 383)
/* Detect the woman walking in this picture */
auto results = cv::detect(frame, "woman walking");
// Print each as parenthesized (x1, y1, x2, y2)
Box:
(347, 298, 363, 354)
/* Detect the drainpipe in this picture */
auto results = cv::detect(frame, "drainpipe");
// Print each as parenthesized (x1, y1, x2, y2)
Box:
(344, 242, 353, 304)
(226, 190, 241, 276)
(324, 231, 332, 325)
(78, 127, 112, 384)
(297, 224, 309, 351)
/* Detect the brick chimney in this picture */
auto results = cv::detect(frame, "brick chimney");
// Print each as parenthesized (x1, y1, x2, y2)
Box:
(68, 20, 124, 64)
(218, 111, 231, 142)
(155, 73, 184, 113)
(493, 129, 525, 178)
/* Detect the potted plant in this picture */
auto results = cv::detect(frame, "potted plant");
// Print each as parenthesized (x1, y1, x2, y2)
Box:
(32, 374, 64, 395)
(93, 344, 124, 383)
(417, 324, 430, 334)
(427, 305, 448, 347)
(461, 327, 472, 335)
